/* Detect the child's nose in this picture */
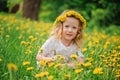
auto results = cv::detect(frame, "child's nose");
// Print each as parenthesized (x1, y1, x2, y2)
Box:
(68, 27, 72, 32)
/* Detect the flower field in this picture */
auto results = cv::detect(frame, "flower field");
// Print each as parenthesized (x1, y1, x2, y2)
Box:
(0, 14, 120, 80)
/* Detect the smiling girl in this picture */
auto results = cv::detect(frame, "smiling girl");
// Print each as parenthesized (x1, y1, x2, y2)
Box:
(36, 10, 86, 68)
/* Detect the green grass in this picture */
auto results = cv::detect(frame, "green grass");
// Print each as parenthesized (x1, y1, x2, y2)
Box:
(0, 13, 120, 80)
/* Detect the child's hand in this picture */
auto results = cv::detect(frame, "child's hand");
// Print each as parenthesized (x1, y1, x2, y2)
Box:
(36, 53, 42, 61)
(68, 62, 74, 68)
(50, 56, 57, 62)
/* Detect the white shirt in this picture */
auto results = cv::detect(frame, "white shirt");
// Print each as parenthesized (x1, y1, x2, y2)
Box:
(40, 36, 84, 62)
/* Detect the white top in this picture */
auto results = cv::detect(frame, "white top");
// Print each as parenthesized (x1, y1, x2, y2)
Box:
(39, 36, 84, 62)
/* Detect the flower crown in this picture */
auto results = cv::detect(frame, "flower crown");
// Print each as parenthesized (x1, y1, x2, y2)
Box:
(53, 10, 86, 30)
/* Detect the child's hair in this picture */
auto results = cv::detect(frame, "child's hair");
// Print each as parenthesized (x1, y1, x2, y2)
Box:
(50, 10, 86, 49)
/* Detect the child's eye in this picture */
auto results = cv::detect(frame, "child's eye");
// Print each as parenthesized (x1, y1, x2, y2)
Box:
(73, 26, 77, 29)
(65, 25, 69, 28)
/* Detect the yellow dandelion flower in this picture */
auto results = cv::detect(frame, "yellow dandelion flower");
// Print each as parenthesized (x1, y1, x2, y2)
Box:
(0, 58, 2, 62)
(64, 73, 70, 78)
(93, 68, 103, 74)
(83, 62, 92, 67)
(48, 62, 54, 67)
(116, 75, 120, 78)
(57, 55, 65, 61)
(48, 75, 53, 80)
(6, 35, 10, 38)
(75, 62, 83, 67)
(70, 54, 78, 59)
(43, 71, 49, 75)
(91, 50, 94, 55)
(88, 41, 93, 47)
(21, 41, 26, 45)
(28, 45, 33, 49)
(16, 26, 19, 30)
(85, 57, 93, 62)
(118, 45, 120, 49)
(26, 41, 31, 45)
(75, 68, 83, 74)
(23, 61, 30, 66)
(37, 45, 41, 50)
(29, 35, 34, 39)
(39, 48, 44, 53)
(39, 60, 46, 66)
(25, 49, 32, 54)
(27, 67, 33, 71)
(7, 63, 18, 71)
(54, 10, 86, 30)
(18, 35, 23, 39)
(57, 15, 66, 22)
(116, 70, 120, 75)
(117, 63, 120, 67)
(35, 73, 44, 78)
(82, 48, 87, 52)
(31, 37, 37, 42)
(54, 63, 62, 68)
(99, 55, 105, 58)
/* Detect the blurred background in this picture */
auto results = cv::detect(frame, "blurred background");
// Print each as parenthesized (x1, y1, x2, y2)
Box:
(0, 1, 120, 79)
(0, 0, 120, 29)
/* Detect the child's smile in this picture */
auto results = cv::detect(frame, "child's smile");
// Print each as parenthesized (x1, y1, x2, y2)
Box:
(61, 17, 79, 42)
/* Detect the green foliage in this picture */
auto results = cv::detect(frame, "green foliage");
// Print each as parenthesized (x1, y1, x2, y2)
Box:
(0, 0, 8, 12)
(7, 0, 23, 12)
(0, 13, 119, 80)
(39, 0, 120, 27)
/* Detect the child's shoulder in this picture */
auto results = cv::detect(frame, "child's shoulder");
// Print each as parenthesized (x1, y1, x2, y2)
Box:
(47, 36, 59, 43)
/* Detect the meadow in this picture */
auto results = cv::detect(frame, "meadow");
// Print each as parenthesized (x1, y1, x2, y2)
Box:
(0, 13, 120, 80)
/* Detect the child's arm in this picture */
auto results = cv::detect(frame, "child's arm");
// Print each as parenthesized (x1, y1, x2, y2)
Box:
(36, 53, 56, 62)
(78, 57, 84, 63)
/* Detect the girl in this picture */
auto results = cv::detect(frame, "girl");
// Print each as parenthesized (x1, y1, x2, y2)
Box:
(36, 10, 86, 68)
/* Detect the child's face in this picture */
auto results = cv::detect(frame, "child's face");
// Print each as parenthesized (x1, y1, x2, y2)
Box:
(61, 17, 79, 42)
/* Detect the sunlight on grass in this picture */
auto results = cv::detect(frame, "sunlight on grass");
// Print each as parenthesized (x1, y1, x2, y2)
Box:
(0, 14, 120, 80)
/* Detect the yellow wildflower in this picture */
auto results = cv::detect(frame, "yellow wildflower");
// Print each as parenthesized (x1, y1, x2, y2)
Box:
(26, 41, 31, 45)
(88, 41, 93, 47)
(75, 62, 83, 67)
(83, 62, 92, 67)
(0, 58, 2, 62)
(48, 62, 54, 67)
(6, 35, 10, 38)
(82, 48, 87, 52)
(7, 63, 18, 71)
(54, 10, 86, 30)
(85, 57, 93, 62)
(54, 63, 62, 68)
(21, 41, 26, 45)
(48, 75, 53, 80)
(57, 15, 66, 22)
(35, 73, 44, 78)
(91, 50, 94, 55)
(70, 54, 78, 59)
(18, 35, 23, 39)
(39, 60, 46, 66)
(35, 71, 49, 78)
(43, 71, 49, 75)
(57, 55, 65, 60)
(27, 67, 33, 71)
(116, 75, 120, 78)
(93, 68, 103, 74)
(64, 73, 70, 78)
(23, 61, 30, 66)
(75, 68, 83, 74)
(29, 35, 34, 39)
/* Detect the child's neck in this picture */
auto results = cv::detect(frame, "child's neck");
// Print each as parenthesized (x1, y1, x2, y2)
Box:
(61, 38, 72, 47)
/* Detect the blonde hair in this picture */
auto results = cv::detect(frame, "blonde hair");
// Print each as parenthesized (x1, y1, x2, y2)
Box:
(50, 10, 86, 49)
